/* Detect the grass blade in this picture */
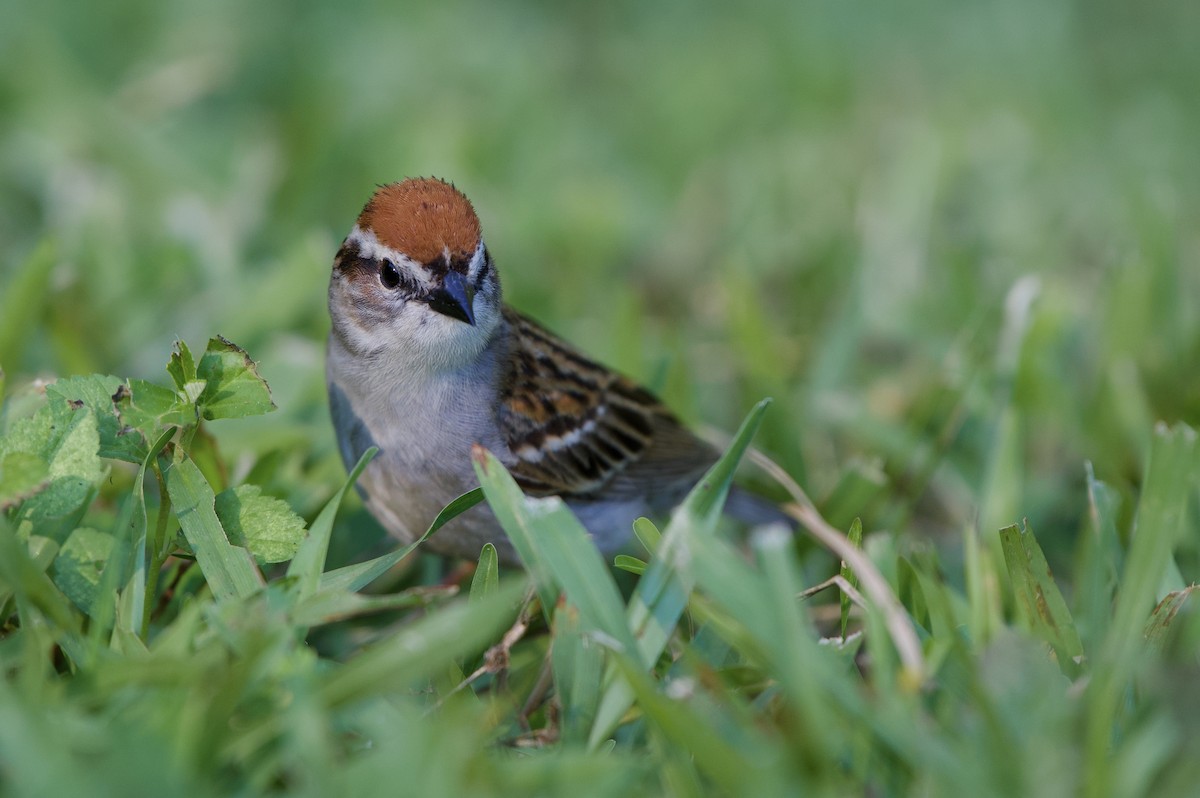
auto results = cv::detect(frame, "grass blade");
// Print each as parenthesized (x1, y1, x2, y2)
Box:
(632, 516, 661, 554)
(292, 588, 450, 628)
(164, 454, 263, 602)
(1076, 462, 1123, 655)
(317, 486, 483, 594)
(1085, 422, 1197, 797)
(589, 401, 771, 747)
(90, 427, 174, 656)
(288, 447, 376, 598)
(551, 599, 605, 745)
(999, 520, 1083, 673)
(470, 543, 499, 604)
(841, 517, 863, 638)
(613, 555, 646, 576)
(754, 525, 842, 761)
(1109, 423, 1196, 660)
(471, 445, 634, 652)
(600, 644, 787, 796)
(1143, 586, 1198, 653)
(319, 578, 526, 708)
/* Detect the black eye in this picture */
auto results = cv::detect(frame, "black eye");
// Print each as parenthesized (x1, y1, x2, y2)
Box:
(379, 260, 401, 289)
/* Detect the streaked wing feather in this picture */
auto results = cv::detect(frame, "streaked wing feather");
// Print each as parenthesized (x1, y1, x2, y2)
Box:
(497, 308, 717, 501)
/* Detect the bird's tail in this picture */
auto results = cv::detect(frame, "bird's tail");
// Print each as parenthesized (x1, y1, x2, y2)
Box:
(723, 485, 798, 529)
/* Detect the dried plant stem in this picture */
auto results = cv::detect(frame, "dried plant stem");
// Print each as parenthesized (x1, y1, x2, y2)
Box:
(747, 444, 927, 686)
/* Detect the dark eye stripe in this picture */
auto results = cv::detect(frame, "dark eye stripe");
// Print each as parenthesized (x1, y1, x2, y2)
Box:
(475, 253, 491, 287)
(335, 243, 371, 275)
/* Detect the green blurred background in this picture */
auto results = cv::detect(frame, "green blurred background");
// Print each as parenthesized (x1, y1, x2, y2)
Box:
(2, 0, 1198, 567)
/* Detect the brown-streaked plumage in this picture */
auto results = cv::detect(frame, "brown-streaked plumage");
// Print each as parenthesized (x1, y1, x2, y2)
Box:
(326, 177, 789, 563)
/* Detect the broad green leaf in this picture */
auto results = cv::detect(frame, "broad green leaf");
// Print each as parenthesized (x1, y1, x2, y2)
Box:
(470, 543, 499, 604)
(215, 484, 307, 564)
(5, 400, 104, 542)
(195, 336, 276, 420)
(316, 486, 482, 594)
(167, 339, 197, 391)
(25, 534, 59, 571)
(52, 527, 114, 613)
(179, 379, 207, 406)
(0, 514, 87, 664)
(164, 454, 264, 602)
(45, 375, 146, 463)
(0, 531, 57, 610)
(999, 521, 1083, 673)
(116, 378, 192, 437)
(45, 406, 103, 483)
(0, 451, 49, 509)
(2, 393, 88, 467)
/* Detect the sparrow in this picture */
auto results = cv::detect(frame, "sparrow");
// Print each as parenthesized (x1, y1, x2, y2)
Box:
(326, 177, 785, 563)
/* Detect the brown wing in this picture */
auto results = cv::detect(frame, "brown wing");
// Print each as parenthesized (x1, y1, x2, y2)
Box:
(496, 307, 718, 501)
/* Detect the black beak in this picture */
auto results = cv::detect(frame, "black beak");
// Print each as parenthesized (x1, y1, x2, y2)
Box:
(425, 271, 476, 326)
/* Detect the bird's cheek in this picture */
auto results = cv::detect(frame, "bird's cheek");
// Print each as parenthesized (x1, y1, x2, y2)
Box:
(473, 299, 503, 339)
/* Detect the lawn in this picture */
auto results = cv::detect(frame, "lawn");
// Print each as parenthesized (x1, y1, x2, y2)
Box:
(2, 0, 1199, 795)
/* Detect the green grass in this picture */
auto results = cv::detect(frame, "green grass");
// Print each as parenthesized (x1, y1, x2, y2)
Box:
(3, 0, 1200, 795)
